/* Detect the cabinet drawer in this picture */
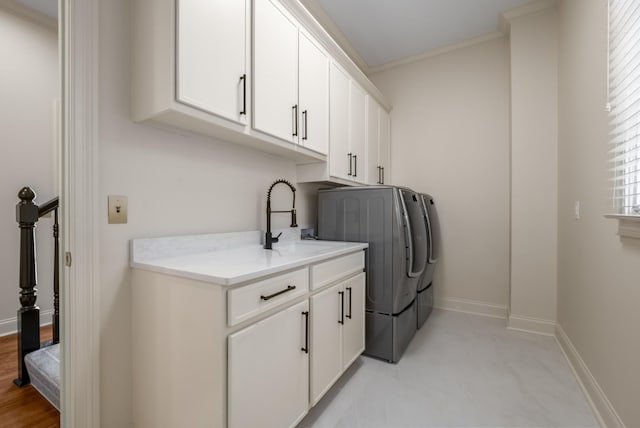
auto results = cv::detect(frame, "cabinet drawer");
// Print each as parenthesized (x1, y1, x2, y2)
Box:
(310, 251, 364, 290)
(228, 267, 309, 326)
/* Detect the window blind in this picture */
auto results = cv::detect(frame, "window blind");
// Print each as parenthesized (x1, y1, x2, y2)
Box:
(609, 0, 640, 215)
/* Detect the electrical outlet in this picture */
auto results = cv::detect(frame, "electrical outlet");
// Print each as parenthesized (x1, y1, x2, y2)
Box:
(108, 195, 128, 224)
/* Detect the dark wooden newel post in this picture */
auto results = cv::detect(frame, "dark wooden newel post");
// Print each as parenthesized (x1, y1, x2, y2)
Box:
(14, 186, 40, 387)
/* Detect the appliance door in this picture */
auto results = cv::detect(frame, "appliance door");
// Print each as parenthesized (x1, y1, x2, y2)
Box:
(422, 194, 440, 264)
(399, 189, 427, 278)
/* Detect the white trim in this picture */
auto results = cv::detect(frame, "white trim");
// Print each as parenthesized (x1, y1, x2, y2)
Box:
(368, 32, 505, 75)
(298, 0, 370, 74)
(434, 297, 508, 319)
(61, 0, 100, 426)
(604, 215, 640, 239)
(555, 325, 627, 428)
(0, 309, 55, 337)
(507, 313, 556, 336)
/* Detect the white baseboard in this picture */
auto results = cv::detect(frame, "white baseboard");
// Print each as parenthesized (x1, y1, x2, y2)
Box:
(434, 297, 508, 319)
(507, 313, 556, 336)
(556, 325, 626, 428)
(0, 309, 54, 337)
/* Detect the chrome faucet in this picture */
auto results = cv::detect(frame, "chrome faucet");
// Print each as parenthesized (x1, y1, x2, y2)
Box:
(265, 179, 298, 249)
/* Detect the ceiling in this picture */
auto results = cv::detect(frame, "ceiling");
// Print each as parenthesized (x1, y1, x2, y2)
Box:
(304, 0, 534, 69)
(14, 0, 57, 19)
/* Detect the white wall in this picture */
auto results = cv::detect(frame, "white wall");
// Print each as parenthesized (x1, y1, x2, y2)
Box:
(371, 38, 511, 316)
(557, 0, 640, 426)
(508, 8, 559, 334)
(98, 1, 319, 426)
(0, 6, 57, 335)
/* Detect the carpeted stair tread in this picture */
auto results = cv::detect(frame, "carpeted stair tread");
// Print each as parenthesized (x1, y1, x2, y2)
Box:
(24, 343, 60, 410)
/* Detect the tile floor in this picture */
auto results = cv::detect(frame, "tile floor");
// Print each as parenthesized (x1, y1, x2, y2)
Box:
(298, 309, 599, 428)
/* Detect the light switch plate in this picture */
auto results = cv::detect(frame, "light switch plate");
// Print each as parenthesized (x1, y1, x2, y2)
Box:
(108, 195, 128, 224)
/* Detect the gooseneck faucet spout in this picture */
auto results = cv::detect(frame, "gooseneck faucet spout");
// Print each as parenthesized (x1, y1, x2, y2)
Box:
(265, 179, 298, 250)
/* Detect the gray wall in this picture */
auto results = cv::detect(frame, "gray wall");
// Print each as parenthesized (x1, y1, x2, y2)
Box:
(0, 6, 57, 336)
(557, 0, 640, 426)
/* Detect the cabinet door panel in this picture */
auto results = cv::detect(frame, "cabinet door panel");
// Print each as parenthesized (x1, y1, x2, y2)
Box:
(349, 82, 367, 183)
(379, 108, 391, 184)
(253, 0, 298, 143)
(329, 64, 350, 180)
(299, 32, 329, 155)
(176, 0, 247, 123)
(310, 283, 343, 405)
(366, 96, 380, 185)
(343, 273, 365, 369)
(228, 300, 309, 428)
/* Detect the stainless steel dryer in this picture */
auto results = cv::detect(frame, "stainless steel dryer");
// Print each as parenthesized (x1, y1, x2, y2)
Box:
(417, 193, 440, 328)
(318, 186, 427, 363)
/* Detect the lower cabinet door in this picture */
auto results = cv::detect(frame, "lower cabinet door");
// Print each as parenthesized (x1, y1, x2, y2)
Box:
(310, 283, 343, 405)
(342, 273, 366, 369)
(228, 300, 309, 428)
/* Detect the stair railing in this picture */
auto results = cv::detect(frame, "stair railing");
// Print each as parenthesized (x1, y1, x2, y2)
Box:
(14, 186, 60, 387)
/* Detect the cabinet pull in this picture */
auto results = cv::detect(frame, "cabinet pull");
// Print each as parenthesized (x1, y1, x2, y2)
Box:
(239, 74, 246, 115)
(302, 110, 308, 140)
(382, 167, 385, 184)
(348, 153, 352, 176)
(346, 287, 352, 319)
(301, 311, 309, 354)
(338, 291, 345, 324)
(377, 166, 382, 184)
(292, 105, 298, 137)
(353, 155, 357, 177)
(260, 285, 296, 301)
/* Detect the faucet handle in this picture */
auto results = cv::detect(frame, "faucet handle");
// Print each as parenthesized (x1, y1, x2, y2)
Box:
(272, 232, 282, 243)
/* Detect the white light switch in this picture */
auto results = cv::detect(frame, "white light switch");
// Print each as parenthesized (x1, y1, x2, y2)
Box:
(574, 201, 580, 220)
(108, 195, 128, 224)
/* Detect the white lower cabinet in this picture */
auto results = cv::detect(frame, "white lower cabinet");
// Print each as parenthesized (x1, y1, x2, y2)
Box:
(342, 273, 366, 368)
(310, 283, 343, 405)
(228, 300, 310, 428)
(132, 249, 366, 428)
(310, 272, 366, 405)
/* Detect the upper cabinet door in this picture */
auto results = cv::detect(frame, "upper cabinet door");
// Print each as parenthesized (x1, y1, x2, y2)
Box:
(366, 96, 381, 185)
(176, 0, 247, 124)
(329, 64, 351, 180)
(299, 31, 329, 155)
(378, 108, 391, 184)
(349, 81, 367, 183)
(253, 0, 299, 143)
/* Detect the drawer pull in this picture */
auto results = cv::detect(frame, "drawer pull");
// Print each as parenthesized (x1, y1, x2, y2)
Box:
(260, 285, 296, 301)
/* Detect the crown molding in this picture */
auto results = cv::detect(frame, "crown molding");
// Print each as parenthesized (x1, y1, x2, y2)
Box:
(500, 0, 557, 34)
(0, 0, 57, 30)
(368, 31, 505, 75)
(299, 0, 371, 74)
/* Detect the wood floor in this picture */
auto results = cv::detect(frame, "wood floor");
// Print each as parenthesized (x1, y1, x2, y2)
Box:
(0, 325, 60, 428)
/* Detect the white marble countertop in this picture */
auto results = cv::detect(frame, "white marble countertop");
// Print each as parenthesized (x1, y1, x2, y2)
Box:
(130, 230, 367, 286)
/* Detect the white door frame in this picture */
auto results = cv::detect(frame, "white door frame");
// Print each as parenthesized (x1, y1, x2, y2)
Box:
(60, 0, 101, 426)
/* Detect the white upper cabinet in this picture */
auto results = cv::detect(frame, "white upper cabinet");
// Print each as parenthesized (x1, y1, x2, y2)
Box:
(253, 0, 299, 143)
(254, 0, 329, 154)
(176, 0, 247, 123)
(379, 108, 391, 184)
(328, 63, 351, 180)
(298, 31, 329, 154)
(349, 81, 367, 184)
(367, 97, 391, 185)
